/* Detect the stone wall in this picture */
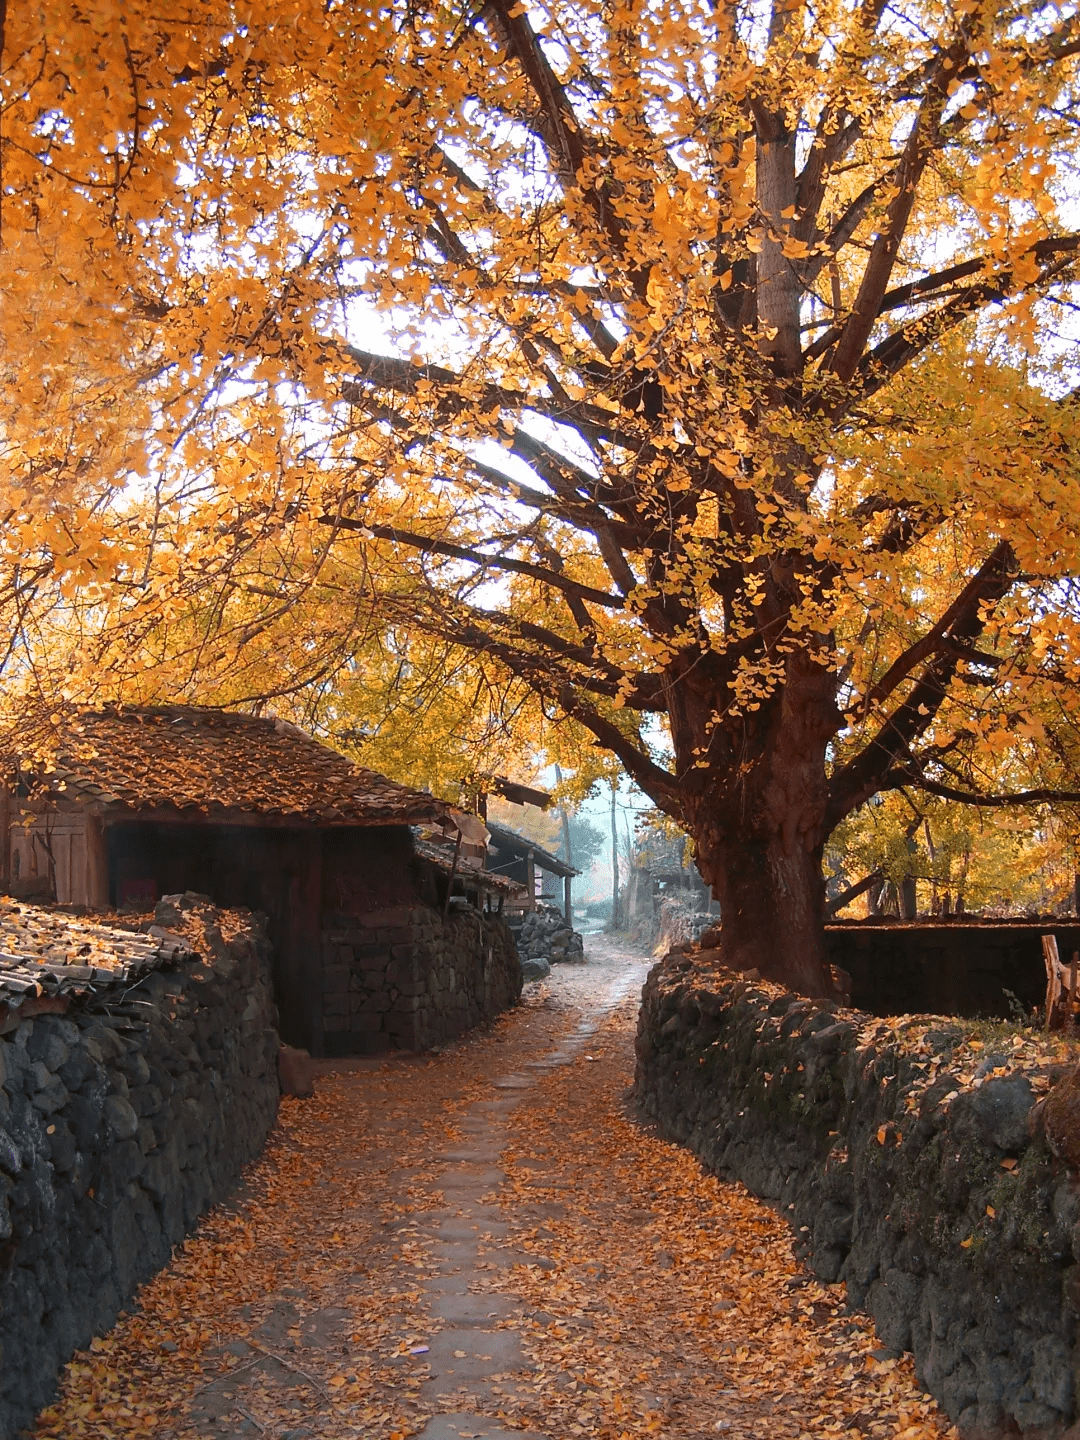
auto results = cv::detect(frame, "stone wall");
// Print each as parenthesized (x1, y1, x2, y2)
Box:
(826, 919, 1080, 1020)
(512, 908, 584, 982)
(635, 949, 1080, 1438)
(320, 904, 522, 1055)
(0, 896, 279, 1440)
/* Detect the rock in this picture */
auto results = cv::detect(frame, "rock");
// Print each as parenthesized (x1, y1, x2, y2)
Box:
(277, 1044, 313, 1098)
(520, 956, 551, 983)
(960, 1073, 1035, 1152)
(0, 1127, 22, 1174)
(1036, 1063, 1080, 1168)
(513, 908, 585, 968)
(103, 1094, 140, 1141)
(28, 1027, 70, 1074)
(870, 1269, 922, 1353)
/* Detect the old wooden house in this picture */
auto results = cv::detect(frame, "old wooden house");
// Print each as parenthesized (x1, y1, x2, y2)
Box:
(1, 705, 522, 1055)
(485, 822, 578, 920)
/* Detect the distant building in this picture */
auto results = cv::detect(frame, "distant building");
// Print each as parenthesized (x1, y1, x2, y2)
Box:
(485, 821, 578, 920)
(0, 705, 521, 1054)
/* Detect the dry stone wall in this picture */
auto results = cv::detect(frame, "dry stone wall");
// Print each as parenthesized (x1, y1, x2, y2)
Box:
(320, 904, 522, 1054)
(513, 908, 584, 982)
(0, 895, 279, 1440)
(635, 950, 1080, 1439)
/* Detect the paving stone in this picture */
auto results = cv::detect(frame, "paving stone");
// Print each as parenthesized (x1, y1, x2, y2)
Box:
(435, 1217, 512, 1242)
(412, 1412, 548, 1440)
(438, 1245, 556, 1272)
(421, 1327, 526, 1385)
(430, 1240, 487, 1266)
(429, 1291, 521, 1324)
(437, 1166, 506, 1191)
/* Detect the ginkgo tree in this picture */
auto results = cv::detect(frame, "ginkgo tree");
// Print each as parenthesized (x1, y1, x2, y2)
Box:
(0, 0, 398, 654)
(294, 0, 1080, 994)
(10, 0, 1080, 997)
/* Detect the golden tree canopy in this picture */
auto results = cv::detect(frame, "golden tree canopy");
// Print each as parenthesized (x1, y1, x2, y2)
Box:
(6, 0, 1080, 988)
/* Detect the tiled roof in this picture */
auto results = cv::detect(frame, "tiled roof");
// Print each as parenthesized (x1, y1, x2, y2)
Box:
(0, 899, 194, 1008)
(6, 705, 447, 826)
(411, 832, 526, 896)
(485, 822, 579, 878)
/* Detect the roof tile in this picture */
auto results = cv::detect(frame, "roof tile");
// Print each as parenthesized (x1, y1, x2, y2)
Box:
(6, 705, 446, 827)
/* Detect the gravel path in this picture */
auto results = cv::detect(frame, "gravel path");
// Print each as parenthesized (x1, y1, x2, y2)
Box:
(33, 935, 950, 1440)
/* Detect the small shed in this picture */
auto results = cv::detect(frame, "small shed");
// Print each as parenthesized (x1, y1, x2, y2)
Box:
(0, 706, 521, 1055)
(485, 821, 578, 920)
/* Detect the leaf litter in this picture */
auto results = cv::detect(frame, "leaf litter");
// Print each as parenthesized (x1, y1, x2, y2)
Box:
(33, 958, 954, 1440)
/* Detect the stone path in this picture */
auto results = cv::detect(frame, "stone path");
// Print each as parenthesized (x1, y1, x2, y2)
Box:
(410, 956, 649, 1440)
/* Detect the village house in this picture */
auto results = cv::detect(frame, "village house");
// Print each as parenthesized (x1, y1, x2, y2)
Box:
(485, 821, 578, 921)
(0, 705, 522, 1055)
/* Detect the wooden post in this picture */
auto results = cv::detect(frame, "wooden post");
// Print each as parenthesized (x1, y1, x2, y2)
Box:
(286, 831, 325, 1056)
(525, 849, 536, 911)
(0, 785, 9, 893)
(1042, 933, 1065, 1030)
(442, 829, 463, 919)
(610, 781, 620, 929)
(85, 812, 110, 910)
(564, 872, 572, 923)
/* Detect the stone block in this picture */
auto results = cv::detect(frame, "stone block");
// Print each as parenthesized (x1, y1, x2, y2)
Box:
(28, 1026, 70, 1074)
(347, 1013, 385, 1034)
(29, 1071, 69, 1116)
(323, 993, 351, 1017)
(277, 1045, 314, 1098)
(323, 964, 350, 993)
(362, 906, 413, 929)
(356, 949, 391, 972)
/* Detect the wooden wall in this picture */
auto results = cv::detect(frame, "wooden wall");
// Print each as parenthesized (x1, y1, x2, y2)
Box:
(0, 800, 435, 1054)
(2, 797, 107, 908)
(826, 918, 1080, 1018)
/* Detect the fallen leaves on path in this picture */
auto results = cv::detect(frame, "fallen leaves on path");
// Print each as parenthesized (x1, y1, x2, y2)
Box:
(477, 999, 956, 1440)
(33, 964, 955, 1440)
(32, 989, 560, 1440)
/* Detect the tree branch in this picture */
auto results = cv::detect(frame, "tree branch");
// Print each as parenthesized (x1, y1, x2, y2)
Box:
(320, 515, 626, 609)
(896, 775, 1080, 808)
(826, 869, 883, 916)
(852, 545, 1013, 716)
(827, 42, 959, 381)
(827, 539, 1018, 826)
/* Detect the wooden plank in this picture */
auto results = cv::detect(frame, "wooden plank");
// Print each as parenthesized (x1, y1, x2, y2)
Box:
(85, 812, 109, 909)
(1042, 933, 1069, 1029)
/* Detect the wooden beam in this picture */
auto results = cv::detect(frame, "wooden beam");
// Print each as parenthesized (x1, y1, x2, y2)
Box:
(85, 812, 110, 910)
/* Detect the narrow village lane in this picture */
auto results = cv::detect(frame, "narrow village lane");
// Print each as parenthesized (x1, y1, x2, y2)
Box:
(34, 938, 952, 1440)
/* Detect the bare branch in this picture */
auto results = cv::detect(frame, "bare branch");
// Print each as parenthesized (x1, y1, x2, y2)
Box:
(320, 515, 626, 609)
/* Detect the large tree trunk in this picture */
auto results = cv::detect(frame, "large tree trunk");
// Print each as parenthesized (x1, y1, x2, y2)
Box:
(705, 831, 828, 995)
(676, 653, 837, 998)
